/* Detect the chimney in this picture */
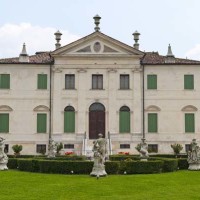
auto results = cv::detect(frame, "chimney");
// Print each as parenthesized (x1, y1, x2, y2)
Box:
(54, 30, 62, 49)
(165, 44, 175, 63)
(133, 31, 140, 50)
(19, 43, 29, 62)
(93, 14, 101, 32)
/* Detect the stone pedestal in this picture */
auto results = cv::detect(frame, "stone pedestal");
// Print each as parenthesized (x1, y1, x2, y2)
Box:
(188, 163, 200, 170)
(90, 157, 107, 177)
(0, 163, 8, 170)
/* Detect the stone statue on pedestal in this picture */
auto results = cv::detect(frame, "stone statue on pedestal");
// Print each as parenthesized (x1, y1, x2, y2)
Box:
(136, 138, 149, 161)
(0, 137, 8, 170)
(187, 139, 200, 170)
(90, 133, 107, 177)
(47, 138, 56, 158)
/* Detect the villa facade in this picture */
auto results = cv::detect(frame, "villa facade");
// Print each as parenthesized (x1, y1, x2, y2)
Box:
(0, 17, 200, 155)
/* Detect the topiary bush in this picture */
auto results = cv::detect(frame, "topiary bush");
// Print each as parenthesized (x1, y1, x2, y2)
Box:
(178, 158, 189, 170)
(105, 161, 120, 174)
(123, 160, 163, 174)
(7, 158, 18, 169)
(38, 160, 93, 174)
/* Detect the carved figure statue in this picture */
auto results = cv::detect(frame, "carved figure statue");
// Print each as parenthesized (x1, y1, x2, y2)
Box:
(0, 137, 8, 170)
(47, 138, 56, 158)
(136, 138, 149, 159)
(90, 133, 107, 177)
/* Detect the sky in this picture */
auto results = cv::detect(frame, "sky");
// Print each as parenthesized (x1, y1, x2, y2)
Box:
(1, 0, 200, 60)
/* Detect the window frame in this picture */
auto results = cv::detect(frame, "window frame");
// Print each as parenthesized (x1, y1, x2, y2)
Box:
(65, 74, 75, 89)
(147, 74, 157, 90)
(0, 113, 9, 133)
(184, 74, 194, 90)
(37, 113, 47, 133)
(120, 74, 130, 90)
(37, 74, 47, 90)
(0, 74, 10, 89)
(148, 113, 158, 133)
(185, 113, 195, 133)
(36, 144, 46, 154)
(92, 74, 103, 90)
(148, 144, 158, 153)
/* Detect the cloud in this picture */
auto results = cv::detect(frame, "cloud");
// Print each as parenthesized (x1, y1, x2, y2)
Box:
(0, 23, 80, 58)
(185, 44, 200, 60)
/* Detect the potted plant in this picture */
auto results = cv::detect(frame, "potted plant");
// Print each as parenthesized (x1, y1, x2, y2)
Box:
(12, 144, 23, 156)
(56, 142, 63, 156)
(171, 143, 183, 157)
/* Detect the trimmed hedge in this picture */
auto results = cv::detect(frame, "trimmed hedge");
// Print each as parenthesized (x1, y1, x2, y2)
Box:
(109, 155, 140, 161)
(105, 161, 120, 174)
(149, 154, 187, 159)
(7, 158, 18, 169)
(122, 160, 163, 174)
(38, 160, 93, 174)
(178, 158, 189, 170)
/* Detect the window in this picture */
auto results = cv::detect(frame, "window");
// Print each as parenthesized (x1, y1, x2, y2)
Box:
(120, 75, 129, 89)
(147, 75, 157, 89)
(65, 74, 75, 89)
(148, 144, 158, 153)
(64, 144, 74, 149)
(37, 113, 47, 133)
(92, 75, 103, 89)
(185, 113, 195, 133)
(4, 144, 9, 153)
(120, 144, 130, 149)
(0, 113, 9, 133)
(37, 74, 47, 89)
(0, 74, 10, 89)
(36, 144, 46, 154)
(185, 144, 192, 153)
(64, 106, 75, 133)
(148, 113, 158, 133)
(184, 75, 194, 90)
(119, 106, 130, 133)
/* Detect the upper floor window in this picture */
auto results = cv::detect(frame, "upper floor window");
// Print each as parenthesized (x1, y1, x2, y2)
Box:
(147, 75, 157, 89)
(0, 113, 9, 133)
(65, 74, 75, 89)
(148, 113, 158, 133)
(120, 75, 129, 89)
(37, 113, 47, 133)
(37, 74, 47, 89)
(0, 74, 10, 89)
(185, 113, 195, 133)
(184, 75, 194, 90)
(92, 75, 103, 89)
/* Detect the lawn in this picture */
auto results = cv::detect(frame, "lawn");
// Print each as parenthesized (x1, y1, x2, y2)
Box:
(0, 170, 200, 200)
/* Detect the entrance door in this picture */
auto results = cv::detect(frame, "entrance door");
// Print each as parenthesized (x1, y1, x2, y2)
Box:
(89, 103, 105, 139)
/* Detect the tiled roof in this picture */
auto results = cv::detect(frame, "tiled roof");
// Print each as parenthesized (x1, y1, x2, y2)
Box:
(141, 52, 200, 65)
(0, 52, 53, 64)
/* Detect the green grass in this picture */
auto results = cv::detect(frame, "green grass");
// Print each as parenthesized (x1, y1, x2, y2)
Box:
(0, 170, 200, 200)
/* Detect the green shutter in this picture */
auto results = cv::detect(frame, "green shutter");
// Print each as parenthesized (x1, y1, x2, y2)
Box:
(119, 111, 130, 133)
(184, 75, 194, 89)
(37, 114, 47, 133)
(147, 75, 157, 89)
(64, 111, 75, 133)
(0, 114, 9, 133)
(148, 113, 158, 133)
(38, 74, 47, 89)
(185, 113, 195, 133)
(0, 74, 10, 89)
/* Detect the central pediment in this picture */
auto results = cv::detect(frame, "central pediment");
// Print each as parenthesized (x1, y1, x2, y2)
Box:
(51, 31, 144, 57)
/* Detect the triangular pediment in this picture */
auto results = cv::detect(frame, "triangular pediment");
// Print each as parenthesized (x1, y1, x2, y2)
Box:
(51, 32, 144, 57)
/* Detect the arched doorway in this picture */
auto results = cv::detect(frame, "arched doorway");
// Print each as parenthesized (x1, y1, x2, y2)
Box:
(89, 103, 105, 139)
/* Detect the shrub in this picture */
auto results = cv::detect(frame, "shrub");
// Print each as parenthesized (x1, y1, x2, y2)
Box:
(171, 143, 183, 156)
(162, 159, 178, 172)
(38, 160, 93, 174)
(18, 159, 33, 172)
(149, 154, 187, 159)
(46, 155, 86, 161)
(178, 158, 189, 170)
(12, 144, 23, 155)
(105, 161, 120, 174)
(7, 158, 18, 169)
(109, 155, 140, 161)
(123, 160, 163, 174)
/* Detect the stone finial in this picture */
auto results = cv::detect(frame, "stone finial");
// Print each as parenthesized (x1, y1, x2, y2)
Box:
(133, 31, 140, 50)
(165, 44, 175, 63)
(19, 43, 29, 63)
(93, 14, 101, 32)
(54, 30, 62, 49)
(167, 44, 174, 57)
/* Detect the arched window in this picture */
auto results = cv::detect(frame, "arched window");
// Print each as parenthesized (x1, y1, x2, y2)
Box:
(64, 106, 75, 133)
(89, 103, 105, 111)
(119, 106, 130, 133)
